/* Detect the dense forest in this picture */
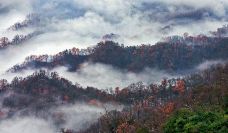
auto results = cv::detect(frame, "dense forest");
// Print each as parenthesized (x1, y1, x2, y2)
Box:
(2, 28, 228, 132)
(0, 31, 41, 49)
(1, 1, 228, 133)
(8, 35, 228, 73)
(1, 62, 228, 132)
(79, 63, 228, 133)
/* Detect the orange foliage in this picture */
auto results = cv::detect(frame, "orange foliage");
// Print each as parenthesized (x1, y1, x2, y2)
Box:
(116, 122, 136, 133)
(0, 110, 5, 118)
(173, 80, 185, 94)
(88, 99, 102, 107)
(115, 87, 120, 94)
(120, 88, 129, 95)
(63, 95, 70, 102)
(160, 102, 175, 114)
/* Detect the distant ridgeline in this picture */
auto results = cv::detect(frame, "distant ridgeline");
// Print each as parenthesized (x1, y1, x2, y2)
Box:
(0, 13, 43, 50)
(0, 31, 41, 50)
(1, 58, 228, 113)
(8, 32, 228, 73)
(7, 13, 41, 31)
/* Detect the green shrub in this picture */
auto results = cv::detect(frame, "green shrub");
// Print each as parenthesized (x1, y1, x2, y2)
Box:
(164, 108, 228, 133)
(136, 127, 149, 133)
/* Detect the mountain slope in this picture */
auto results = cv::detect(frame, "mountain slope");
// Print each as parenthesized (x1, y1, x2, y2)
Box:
(8, 36, 228, 73)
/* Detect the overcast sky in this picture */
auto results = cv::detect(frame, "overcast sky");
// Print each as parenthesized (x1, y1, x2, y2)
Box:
(1, 0, 228, 44)
(0, 0, 228, 86)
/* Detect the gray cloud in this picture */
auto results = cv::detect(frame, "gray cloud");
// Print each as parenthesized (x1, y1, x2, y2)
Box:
(0, 87, 123, 132)
(0, 0, 227, 75)
(0, 0, 227, 85)
(53, 62, 174, 89)
(2, 62, 174, 89)
(196, 60, 227, 71)
(0, 4, 10, 14)
(1, 1, 227, 132)
(2, 0, 228, 44)
(0, 117, 55, 133)
(0, 0, 32, 30)
(0, 62, 175, 89)
(0, 102, 123, 133)
(51, 103, 123, 131)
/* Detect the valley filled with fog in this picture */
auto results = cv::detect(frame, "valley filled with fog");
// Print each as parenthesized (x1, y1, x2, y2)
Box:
(0, 0, 228, 133)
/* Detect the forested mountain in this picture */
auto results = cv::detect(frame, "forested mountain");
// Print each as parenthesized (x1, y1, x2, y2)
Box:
(2, 25, 228, 133)
(81, 63, 228, 133)
(1, 62, 228, 133)
(7, 14, 41, 31)
(8, 35, 228, 73)
(1, 1, 228, 133)
(0, 31, 41, 49)
(0, 70, 114, 110)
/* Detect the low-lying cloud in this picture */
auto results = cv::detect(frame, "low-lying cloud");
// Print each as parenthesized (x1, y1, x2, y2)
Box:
(196, 60, 227, 71)
(1, 62, 174, 89)
(0, 103, 123, 133)
(54, 62, 173, 89)
(0, 117, 55, 133)
(1, 1, 227, 132)
(0, 0, 228, 77)
(51, 103, 123, 131)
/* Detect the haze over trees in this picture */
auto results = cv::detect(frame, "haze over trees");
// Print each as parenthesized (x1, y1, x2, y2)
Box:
(1, 59, 228, 133)
(8, 33, 228, 73)
(0, 0, 228, 133)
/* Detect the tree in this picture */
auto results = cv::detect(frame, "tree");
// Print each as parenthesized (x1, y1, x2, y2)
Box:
(164, 108, 228, 133)
(173, 80, 185, 94)
(136, 127, 149, 133)
(0, 79, 8, 91)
